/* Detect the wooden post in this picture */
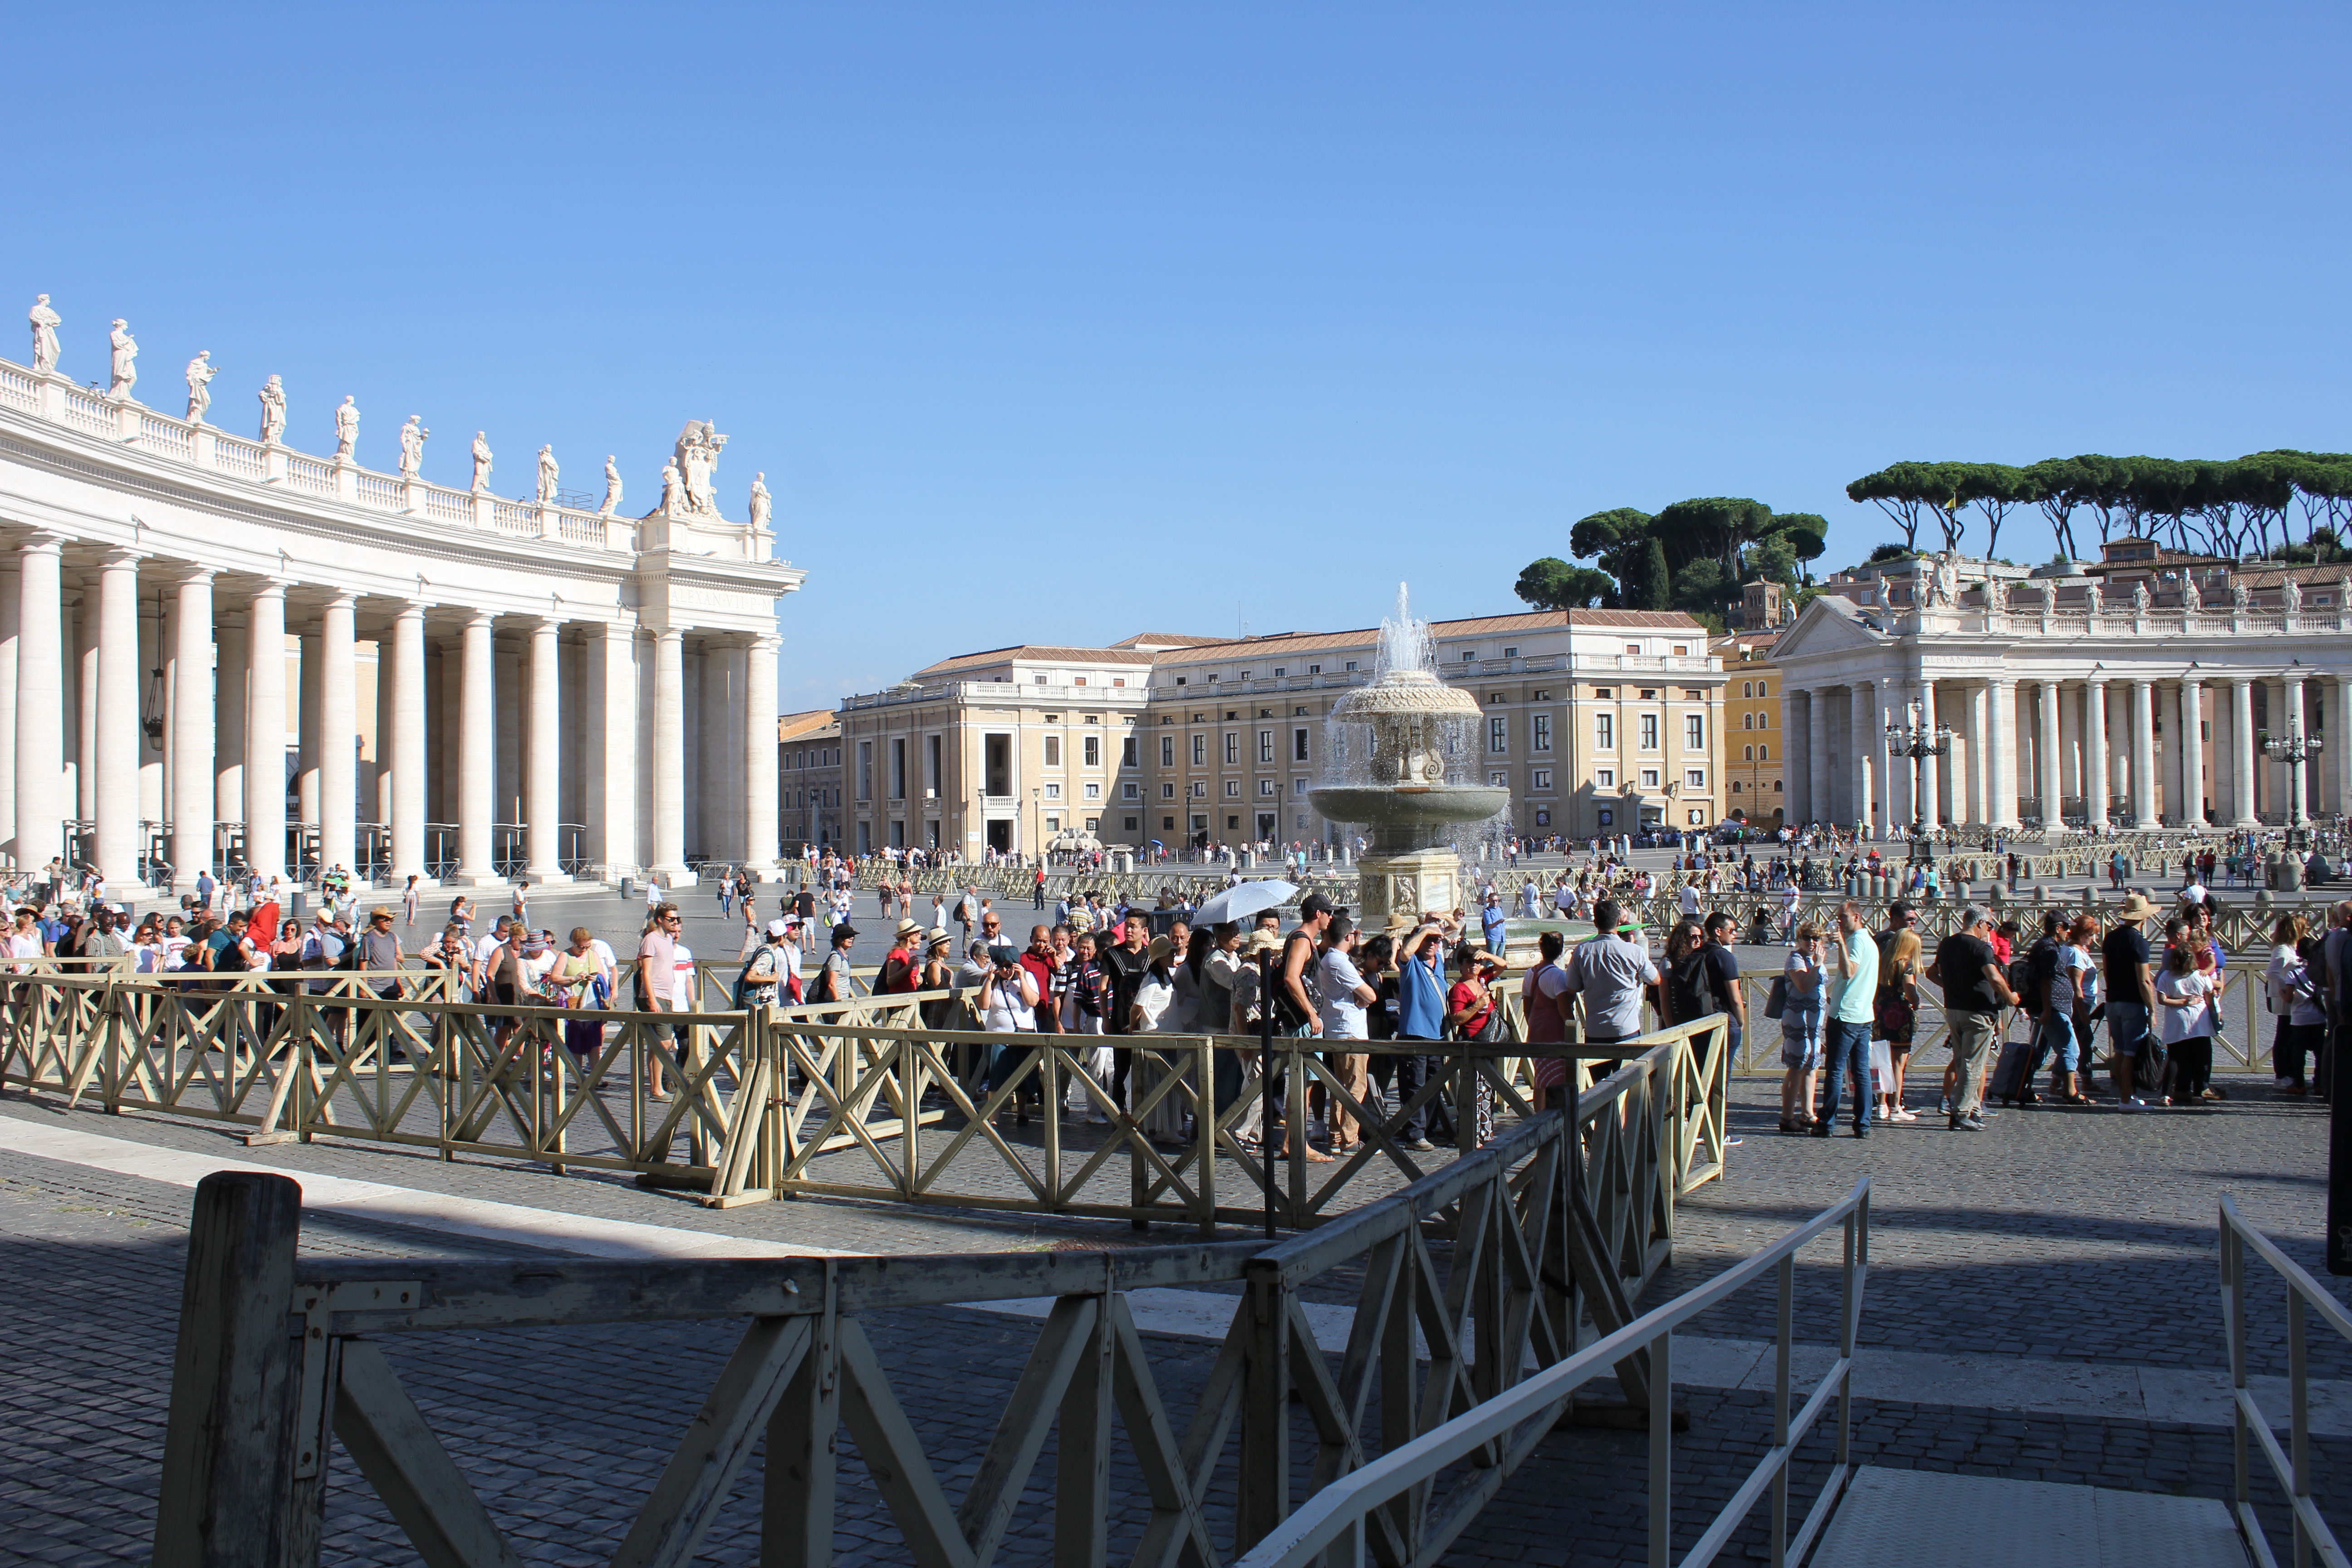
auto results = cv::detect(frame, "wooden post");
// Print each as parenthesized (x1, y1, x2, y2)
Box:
(152, 1170, 304, 1568)
(1236, 1263, 1290, 1551)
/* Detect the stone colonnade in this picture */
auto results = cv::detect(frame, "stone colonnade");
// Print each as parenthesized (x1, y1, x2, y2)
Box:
(1782, 672, 2352, 831)
(0, 537, 780, 893)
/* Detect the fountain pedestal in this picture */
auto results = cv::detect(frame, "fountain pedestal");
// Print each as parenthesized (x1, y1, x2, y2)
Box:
(1355, 846, 1465, 928)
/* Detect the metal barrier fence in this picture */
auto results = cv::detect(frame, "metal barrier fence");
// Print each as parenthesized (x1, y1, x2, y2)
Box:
(2218, 1196, 2352, 1568)
(147, 1018, 1730, 1567)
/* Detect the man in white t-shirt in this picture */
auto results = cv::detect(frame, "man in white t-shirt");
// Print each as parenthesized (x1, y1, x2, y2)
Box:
(473, 916, 513, 991)
(1318, 915, 1378, 1154)
(1678, 882, 1702, 918)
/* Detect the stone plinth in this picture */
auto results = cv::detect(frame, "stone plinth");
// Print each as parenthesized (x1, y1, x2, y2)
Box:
(1356, 847, 1464, 928)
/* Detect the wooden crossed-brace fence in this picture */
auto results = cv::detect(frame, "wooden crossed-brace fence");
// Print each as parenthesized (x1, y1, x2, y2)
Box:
(149, 1017, 1731, 1568)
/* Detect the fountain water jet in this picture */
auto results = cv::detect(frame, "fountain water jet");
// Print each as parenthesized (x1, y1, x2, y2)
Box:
(1310, 583, 1506, 925)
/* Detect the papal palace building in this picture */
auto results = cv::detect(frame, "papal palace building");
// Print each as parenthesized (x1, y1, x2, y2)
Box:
(1772, 541, 2352, 833)
(831, 609, 1726, 856)
(0, 303, 800, 894)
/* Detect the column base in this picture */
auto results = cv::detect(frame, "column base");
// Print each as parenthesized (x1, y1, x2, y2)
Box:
(518, 868, 573, 886)
(445, 870, 507, 888)
(646, 862, 696, 891)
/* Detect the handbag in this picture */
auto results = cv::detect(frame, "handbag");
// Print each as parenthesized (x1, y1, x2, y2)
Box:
(1763, 974, 1788, 1021)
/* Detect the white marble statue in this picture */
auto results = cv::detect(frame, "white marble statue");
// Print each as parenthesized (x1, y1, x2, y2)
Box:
(2132, 578, 2151, 612)
(748, 471, 772, 531)
(2286, 575, 2303, 615)
(1982, 574, 2005, 614)
(258, 375, 287, 444)
(27, 295, 61, 374)
(106, 319, 138, 401)
(397, 415, 428, 479)
(674, 420, 727, 517)
(535, 444, 558, 504)
(2182, 573, 2201, 612)
(2083, 578, 2102, 615)
(657, 457, 683, 516)
(183, 352, 216, 422)
(2232, 579, 2252, 614)
(2341, 575, 2352, 613)
(597, 454, 622, 517)
(333, 396, 359, 460)
(1928, 550, 1958, 608)
(470, 431, 492, 494)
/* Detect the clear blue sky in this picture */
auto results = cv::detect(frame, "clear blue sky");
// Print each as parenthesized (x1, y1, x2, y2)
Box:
(11, 5, 2345, 708)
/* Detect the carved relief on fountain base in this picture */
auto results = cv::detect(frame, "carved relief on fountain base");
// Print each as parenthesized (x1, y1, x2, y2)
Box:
(1355, 848, 1461, 929)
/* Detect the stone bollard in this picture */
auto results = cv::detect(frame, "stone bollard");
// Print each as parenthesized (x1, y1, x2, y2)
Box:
(1989, 883, 2005, 907)
(2080, 885, 2095, 909)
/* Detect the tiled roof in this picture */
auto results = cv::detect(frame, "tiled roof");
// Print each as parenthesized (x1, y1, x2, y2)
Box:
(1110, 632, 1225, 648)
(911, 644, 1159, 678)
(1151, 608, 1708, 663)
(776, 709, 838, 741)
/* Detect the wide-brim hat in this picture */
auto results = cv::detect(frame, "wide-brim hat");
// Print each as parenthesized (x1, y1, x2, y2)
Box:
(894, 918, 922, 939)
(2116, 892, 2155, 920)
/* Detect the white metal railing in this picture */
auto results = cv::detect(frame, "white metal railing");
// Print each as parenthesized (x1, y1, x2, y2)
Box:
(1237, 1177, 1871, 1568)
(2218, 1195, 2352, 1568)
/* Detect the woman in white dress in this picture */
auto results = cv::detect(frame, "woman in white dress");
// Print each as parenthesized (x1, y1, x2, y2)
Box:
(1128, 936, 1192, 1149)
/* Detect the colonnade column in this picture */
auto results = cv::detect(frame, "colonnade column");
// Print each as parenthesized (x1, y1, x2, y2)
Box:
(2129, 681, 2157, 827)
(169, 570, 215, 885)
(0, 561, 16, 858)
(524, 616, 567, 882)
(589, 621, 638, 879)
(2178, 677, 2203, 828)
(1847, 681, 1874, 835)
(2083, 678, 2109, 830)
(2230, 677, 2258, 827)
(1984, 678, 2018, 828)
(1917, 680, 1940, 828)
(244, 581, 287, 884)
(12, 536, 64, 871)
(651, 627, 688, 882)
(743, 635, 780, 874)
(2337, 677, 2352, 824)
(2036, 681, 2062, 827)
(2286, 672, 2309, 826)
(93, 551, 146, 891)
(317, 592, 358, 877)
(452, 612, 499, 885)
(388, 602, 427, 885)
(1806, 688, 1828, 828)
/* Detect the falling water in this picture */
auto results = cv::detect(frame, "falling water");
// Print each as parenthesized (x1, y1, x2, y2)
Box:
(1374, 581, 1435, 678)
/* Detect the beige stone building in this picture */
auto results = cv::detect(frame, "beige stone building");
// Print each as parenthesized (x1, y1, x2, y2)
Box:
(832, 610, 1725, 854)
(776, 710, 840, 853)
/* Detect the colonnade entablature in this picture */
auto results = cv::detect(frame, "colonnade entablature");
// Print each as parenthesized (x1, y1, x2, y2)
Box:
(0, 311, 804, 896)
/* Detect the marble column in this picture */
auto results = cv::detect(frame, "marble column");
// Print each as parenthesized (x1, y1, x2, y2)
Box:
(2337, 677, 2352, 822)
(523, 616, 567, 881)
(2036, 681, 2062, 826)
(244, 582, 288, 884)
(215, 617, 246, 847)
(2130, 681, 2158, 827)
(318, 592, 358, 878)
(1962, 681, 1987, 824)
(2286, 672, 2309, 828)
(93, 551, 146, 891)
(0, 562, 18, 856)
(1806, 688, 1828, 827)
(455, 611, 499, 885)
(296, 627, 320, 835)
(72, 592, 94, 835)
(1917, 680, 1940, 828)
(2083, 678, 2109, 830)
(588, 621, 638, 879)
(651, 627, 687, 881)
(13, 536, 64, 871)
(388, 602, 427, 885)
(2179, 677, 2204, 828)
(2230, 677, 2258, 827)
(743, 634, 780, 874)
(1986, 678, 2019, 828)
(1848, 681, 1875, 835)
(169, 569, 215, 885)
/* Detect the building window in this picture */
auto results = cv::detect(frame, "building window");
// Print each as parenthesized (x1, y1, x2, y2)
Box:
(1489, 770, 1507, 788)
(1225, 733, 1239, 764)
(1488, 716, 1507, 753)
(1308, 664, 1321, 674)
(1085, 783, 1101, 799)
(1757, 710, 1769, 728)
(1161, 735, 1174, 767)
(1532, 769, 1552, 790)
(1503, 646, 1518, 658)
(1686, 769, 1707, 789)
(1672, 645, 1689, 657)
(1121, 782, 1137, 799)
(1774, 779, 1783, 792)
(1273, 668, 1285, 677)
(1596, 713, 1614, 750)
(1744, 745, 1754, 761)
(1732, 780, 1744, 794)
(1045, 815, 1060, 832)
(1044, 783, 1062, 800)
(1757, 679, 1769, 698)
(1743, 713, 1753, 730)
(1461, 650, 1476, 662)
(1292, 777, 1308, 796)
(1641, 768, 1660, 789)
(1161, 783, 1176, 799)
(1685, 715, 1704, 749)
(1625, 643, 1640, 655)
(1074, 676, 1087, 686)
(1163, 816, 1176, 830)
(1758, 744, 1768, 760)
(1192, 782, 1206, 797)
(1083, 735, 1101, 767)
(1533, 714, 1551, 753)
(1044, 735, 1061, 767)
(1345, 661, 1358, 671)
(1640, 715, 1659, 750)
(1122, 736, 1137, 767)
(1259, 779, 1274, 797)
(1293, 728, 1309, 761)
(1742, 681, 1752, 699)
(1192, 734, 1205, 765)
(1225, 780, 1239, 797)
(1259, 730, 1274, 763)
(1533, 689, 1550, 702)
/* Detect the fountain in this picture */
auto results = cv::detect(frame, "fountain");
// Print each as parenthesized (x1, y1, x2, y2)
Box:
(1310, 584, 1507, 925)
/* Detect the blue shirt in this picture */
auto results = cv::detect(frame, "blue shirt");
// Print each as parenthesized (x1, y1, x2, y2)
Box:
(1398, 953, 1446, 1039)
(1481, 907, 1507, 950)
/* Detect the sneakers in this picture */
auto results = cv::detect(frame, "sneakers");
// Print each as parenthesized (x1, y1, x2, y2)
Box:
(1951, 1114, 1984, 1132)
(1890, 1107, 1919, 1122)
(1403, 1137, 1437, 1152)
(1938, 1094, 1953, 1116)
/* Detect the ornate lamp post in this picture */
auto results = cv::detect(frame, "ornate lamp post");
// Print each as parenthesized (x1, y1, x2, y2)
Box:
(1885, 700, 1953, 864)
(2259, 720, 2324, 855)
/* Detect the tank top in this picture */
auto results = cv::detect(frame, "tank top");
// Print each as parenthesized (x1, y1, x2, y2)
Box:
(1522, 961, 1569, 1045)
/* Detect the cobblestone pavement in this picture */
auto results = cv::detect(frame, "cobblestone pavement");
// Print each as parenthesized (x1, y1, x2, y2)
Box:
(3, 1057, 2346, 1565)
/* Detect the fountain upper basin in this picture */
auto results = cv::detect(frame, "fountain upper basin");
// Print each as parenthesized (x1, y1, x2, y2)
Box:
(1308, 782, 1509, 828)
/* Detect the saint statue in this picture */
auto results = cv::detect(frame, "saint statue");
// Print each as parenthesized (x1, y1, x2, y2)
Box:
(748, 471, 772, 531)
(107, 319, 138, 401)
(2340, 574, 2352, 613)
(397, 415, 429, 479)
(672, 420, 727, 517)
(2232, 578, 2252, 614)
(27, 294, 61, 375)
(2083, 578, 2102, 615)
(2132, 578, 2151, 612)
(597, 455, 622, 517)
(2182, 573, 2201, 612)
(470, 431, 493, 494)
(333, 395, 360, 460)
(1983, 574, 2005, 614)
(535, 444, 559, 504)
(2286, 575, 2303, 614)
(657, 457, 683, 516)
(184, 352, 216, 422)
(258, 374, 287, 445)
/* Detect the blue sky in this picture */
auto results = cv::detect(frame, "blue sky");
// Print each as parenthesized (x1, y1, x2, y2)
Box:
(10, 4, 2345, 708)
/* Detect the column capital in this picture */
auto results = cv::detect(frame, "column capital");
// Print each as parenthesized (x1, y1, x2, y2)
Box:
(17, 529, 68, 557)
(98, 545, 146, 569)
(393, 597, 428, 618)
(321, 588, 359, 611)
(170, 563, 218, 587)
(247, 577, 292, 602)
(462, 606, 496, 629)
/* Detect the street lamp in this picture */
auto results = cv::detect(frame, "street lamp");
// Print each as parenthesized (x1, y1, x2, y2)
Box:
(1885, 699, 1954, 863)
(2259, 721, 2324, 854)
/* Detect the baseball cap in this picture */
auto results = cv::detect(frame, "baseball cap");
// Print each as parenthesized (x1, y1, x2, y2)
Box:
(1299, 891, 1334, 917)
(767, 918, 790, 937)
